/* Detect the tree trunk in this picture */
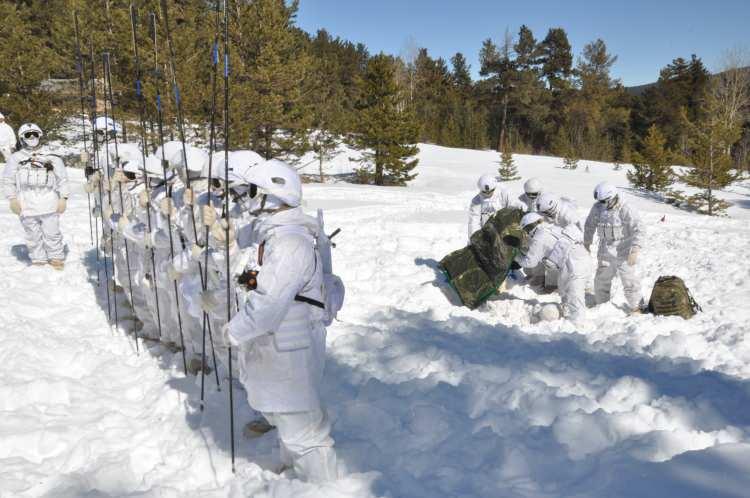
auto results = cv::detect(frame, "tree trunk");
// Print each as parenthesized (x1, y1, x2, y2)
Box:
(498, 93, 509, 152)
(319, 146, 324, 183)
(375, 146, 383, 186)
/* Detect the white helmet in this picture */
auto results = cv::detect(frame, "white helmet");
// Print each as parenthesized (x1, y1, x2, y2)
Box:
(523, 178, 542, 197)
(116, 143, 145, 174)
(18, 123, 43, 149)
(168, 145, 208, 179)
(224, 150, 265, 186)
(520, 212, 544, 234)
(477, 174, 497, 196)
(593, 182, 619, 209)
(594, 182, 617, 202)
(536, 192, 559, 217)
(144, 154, 177, 184)
(245, 158, 302, 208)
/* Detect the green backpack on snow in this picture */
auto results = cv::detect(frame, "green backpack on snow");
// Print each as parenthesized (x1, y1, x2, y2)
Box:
(647, 276, 701, 319)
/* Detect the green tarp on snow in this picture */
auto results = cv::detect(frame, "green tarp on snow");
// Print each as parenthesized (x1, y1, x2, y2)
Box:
(439, 208, 526, 309)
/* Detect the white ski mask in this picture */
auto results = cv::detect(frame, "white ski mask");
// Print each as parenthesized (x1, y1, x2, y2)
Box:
(248, 192, 286, 216)
(23, 136, 40, 149)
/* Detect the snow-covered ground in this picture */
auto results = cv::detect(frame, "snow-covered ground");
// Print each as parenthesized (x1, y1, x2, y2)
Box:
(1, 144, 750, 497)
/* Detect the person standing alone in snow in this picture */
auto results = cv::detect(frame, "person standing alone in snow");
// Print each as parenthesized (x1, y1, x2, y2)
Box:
(468, 173, 523, 240)
(223, 159, 338, 482)
(0, 112, 15, 162)
(584, 182, 645, 314)
(3, 123, 69, 269)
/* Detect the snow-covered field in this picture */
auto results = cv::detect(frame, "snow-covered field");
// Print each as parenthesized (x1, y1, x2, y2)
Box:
(2, 144, 750, 497)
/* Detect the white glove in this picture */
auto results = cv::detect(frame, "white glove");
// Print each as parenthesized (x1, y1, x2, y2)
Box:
(200, 289, 220, 313)
(117, 214, 130, 233)
(210, 219, 235, 245)
(191, 243, 204, 261)
(159, 197, 175, 217)
(167, 263, 183, 282)
(138, 190, 150, 209)
(627, 246, 639, 266)
(201, 204, 217, 227)
(80, 151, 90, 164)
(57, 198, 67, 214)
(84, 181, 95, 194)
(103, 205, 113, 221)
(9, 198, 22, 215)
(183, 188, 194, 206)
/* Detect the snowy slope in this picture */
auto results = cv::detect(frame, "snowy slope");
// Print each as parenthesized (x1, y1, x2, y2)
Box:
(1, 145, 750, 497)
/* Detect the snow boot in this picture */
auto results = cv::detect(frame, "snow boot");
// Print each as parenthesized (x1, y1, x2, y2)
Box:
(243, 419, 275, 438)
(187, 357, 213, 376)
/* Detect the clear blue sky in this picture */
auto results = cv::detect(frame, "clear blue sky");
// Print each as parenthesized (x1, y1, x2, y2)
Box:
(295, 0, 749, 86)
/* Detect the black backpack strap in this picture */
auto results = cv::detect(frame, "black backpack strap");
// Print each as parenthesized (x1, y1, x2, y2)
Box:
(294, 294, 325, 309)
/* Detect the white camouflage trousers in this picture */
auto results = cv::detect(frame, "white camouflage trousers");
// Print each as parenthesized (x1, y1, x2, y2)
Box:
(558, 246, 591, 322)
(594, 252, 642, 310)
(20, 213, 64, 263)
(264, 408, 338, 482)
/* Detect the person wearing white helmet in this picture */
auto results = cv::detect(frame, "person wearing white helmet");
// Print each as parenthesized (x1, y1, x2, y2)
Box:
(535, 192, 583, 232)
(0, 112, 16, 162)
(220, 158, 339, 482)
(468, 173, 524, 241)
(519, 178, 543, 213)
(3, 123, 69, 269)
(512, 212, 590, 322)
(584, 182, 645, 313)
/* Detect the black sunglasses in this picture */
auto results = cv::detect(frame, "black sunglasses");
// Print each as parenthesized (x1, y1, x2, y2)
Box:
(23, 131, 40, 139)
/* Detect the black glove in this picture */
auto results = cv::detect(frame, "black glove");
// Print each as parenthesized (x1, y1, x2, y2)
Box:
(509, 260, 522, 270)
(237, 269, 259, 290)
(85, 165, 96, 178)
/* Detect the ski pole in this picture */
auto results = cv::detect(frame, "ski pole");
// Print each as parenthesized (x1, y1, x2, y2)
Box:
(89, 42, 114, 325)
(151, 11, 188, 374)
(222, 0, 236, 473)
(103, 52, 140, 354)
(129, 2, 163, 340)
(73, 13, 95, 250)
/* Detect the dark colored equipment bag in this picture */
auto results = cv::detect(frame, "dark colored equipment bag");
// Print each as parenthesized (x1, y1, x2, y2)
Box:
(439, 208, 526, 309)
(647, 275, 701, 319)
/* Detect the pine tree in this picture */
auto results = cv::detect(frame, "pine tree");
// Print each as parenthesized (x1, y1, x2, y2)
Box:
(350, 54, 419, 186)
(679, 92, 742, 215)
(628, 125, 673, 191)
(231, 0, 313, 159)
(498, 144, 520, 181)
(0, 3, 63, 132)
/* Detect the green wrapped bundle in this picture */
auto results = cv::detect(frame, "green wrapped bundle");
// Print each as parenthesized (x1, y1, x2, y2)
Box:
(439, 208, 526, 308)
(470, 208, 525, 280)
(439, 247, 497, 309)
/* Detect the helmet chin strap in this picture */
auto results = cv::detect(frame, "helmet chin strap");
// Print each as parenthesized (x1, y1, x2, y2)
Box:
(249, 193, 289, 216)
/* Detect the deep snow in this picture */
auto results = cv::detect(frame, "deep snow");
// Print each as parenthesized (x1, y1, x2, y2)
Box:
(1, 144, 749, 498)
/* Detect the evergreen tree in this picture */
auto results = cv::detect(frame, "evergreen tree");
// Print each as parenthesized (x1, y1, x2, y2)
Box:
(498, 144, 519, 181)
(628, 125, 673, 191)
(350, 54, 419, 186)
(450, 52, 472, 90)
(679, 91, 742, 215)
(539, 28, 573, 91)
(0, 3, 63, 132)
(230, 0, 313, 159)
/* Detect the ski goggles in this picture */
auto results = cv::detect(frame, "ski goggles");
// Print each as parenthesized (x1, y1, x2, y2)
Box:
(123, 170, 137, 181)
(23, 131, 40, 139)
(526, 192, 539, 200)
(480, 188, 495, 197)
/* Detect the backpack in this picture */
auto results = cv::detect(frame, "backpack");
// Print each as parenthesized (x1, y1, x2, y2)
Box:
(647, 276, 701, 319)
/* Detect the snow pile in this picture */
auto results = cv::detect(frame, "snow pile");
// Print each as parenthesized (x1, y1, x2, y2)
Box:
(2, 144, 750, 497)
